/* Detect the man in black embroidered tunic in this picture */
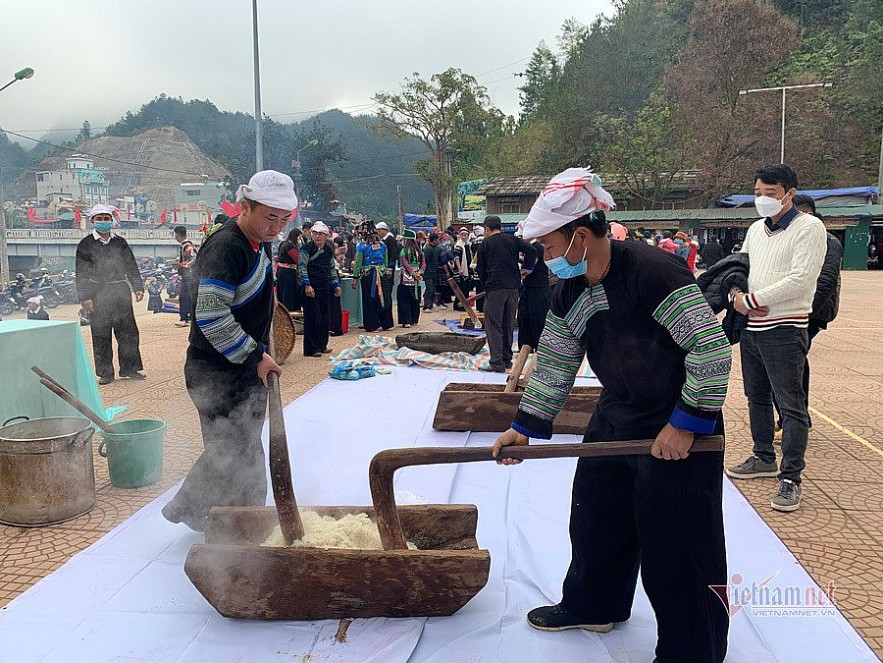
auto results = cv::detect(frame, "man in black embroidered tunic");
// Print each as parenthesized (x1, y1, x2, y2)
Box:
(162, 171, 293, 532)
(298, 221, 341, 357)
(493, 169, 732, 663)
(75, 205, 145, 385)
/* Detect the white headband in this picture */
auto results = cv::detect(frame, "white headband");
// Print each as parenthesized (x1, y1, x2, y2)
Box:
(522, 167, 615, 240)
(235, 170, 298, 211)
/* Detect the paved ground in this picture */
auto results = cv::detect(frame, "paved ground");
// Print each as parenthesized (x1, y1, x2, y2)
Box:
(1, 274, 881, 656)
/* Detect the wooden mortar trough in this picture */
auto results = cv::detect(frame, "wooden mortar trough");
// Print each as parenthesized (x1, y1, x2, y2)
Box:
(184, 436, 723, 621)
(433, 347, 602, 434)
(184, 503, 489, 620)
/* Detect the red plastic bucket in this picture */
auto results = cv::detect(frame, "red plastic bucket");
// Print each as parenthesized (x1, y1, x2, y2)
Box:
(341, 310, 350, 334)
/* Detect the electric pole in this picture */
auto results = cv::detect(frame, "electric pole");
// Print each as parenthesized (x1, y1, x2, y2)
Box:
(252, 0, 264, 171)
(397, 185, 404, 235)
(0, 166, 9, 285)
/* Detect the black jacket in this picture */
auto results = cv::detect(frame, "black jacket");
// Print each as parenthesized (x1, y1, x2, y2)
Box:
(809, 232, 842, 329)
(700, 241, 726, 268)
(476, 232, 536, 291)
(697, 253, 750, 344)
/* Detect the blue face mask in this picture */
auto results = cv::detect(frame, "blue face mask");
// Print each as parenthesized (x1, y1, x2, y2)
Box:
(93, 221, 113, 233)
(545, 232, 587, 280)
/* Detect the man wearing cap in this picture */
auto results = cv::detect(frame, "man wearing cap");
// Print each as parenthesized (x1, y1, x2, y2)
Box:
(492, 168, 731, 663)
(162, 170, 291, 532)
(375, 222, 399, 329)
(298, 221, 341, 357)
(75, 205, 145, 385)
(476, 215, 536, 372)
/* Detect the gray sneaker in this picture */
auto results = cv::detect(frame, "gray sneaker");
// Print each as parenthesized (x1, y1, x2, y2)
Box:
(771, 479, 801, 512)
(725, 456, 778, 479)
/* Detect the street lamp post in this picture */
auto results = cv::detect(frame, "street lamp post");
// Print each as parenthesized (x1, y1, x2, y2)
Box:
(290, 139, 319, 202)
(1, 67, 35, 286)
(252, 0, 263, 171)
(0, 67, 34, 95)
(738, 82, 833, 163)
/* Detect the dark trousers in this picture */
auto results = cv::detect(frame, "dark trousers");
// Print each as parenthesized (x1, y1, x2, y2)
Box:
(178, 274, 192, 322)
(397, 282, 421, 325)
(379, 272, 395, 330)
(474, 278, 485, 313)
(330, 293, 343, 335)
(423, 273, 437, 309)
(740, 327, 810, 483)
(484, 288, 519, 370)
(517, 285, 551, 351)
(773, 324, 820, 429)
(562, 410, 728, 663)
(163, 348, 268, 530)
(89, 284, 143, 378)
(452, 276, 471, 310)
(360, 272, 392, 332)
(276, 267, 302, 312)
(303, 284, 332, 356)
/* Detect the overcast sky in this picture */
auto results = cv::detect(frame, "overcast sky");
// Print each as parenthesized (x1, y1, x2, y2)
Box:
(1, 0, 613, 146)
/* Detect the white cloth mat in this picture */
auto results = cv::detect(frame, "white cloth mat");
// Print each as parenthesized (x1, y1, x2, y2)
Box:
(0, 367, 875, 662)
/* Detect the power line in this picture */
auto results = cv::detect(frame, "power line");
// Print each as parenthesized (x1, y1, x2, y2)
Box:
(477, 56, 531, 79)
(1, 130, 221, 179)
(266, 102, 378, 118)
(483, 74, 522, 85)
(333, 171, 421, 184)
(4, 103, 381, 135)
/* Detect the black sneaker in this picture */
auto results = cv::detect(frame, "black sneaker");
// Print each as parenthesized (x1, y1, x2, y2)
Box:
(97, 375, 114, 385)
(725, 456, 778, 479)
(121, 371, 147, 380)
(771, 478, 802, 512)
(526, 604, 613, 633)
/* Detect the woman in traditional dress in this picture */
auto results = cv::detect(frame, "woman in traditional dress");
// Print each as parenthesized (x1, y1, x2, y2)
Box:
(396, 229, 425, 327)
(352, 230, 391, 332)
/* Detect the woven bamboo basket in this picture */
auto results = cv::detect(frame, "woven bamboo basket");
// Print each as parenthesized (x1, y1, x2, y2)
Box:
(272, 303, 297, 365)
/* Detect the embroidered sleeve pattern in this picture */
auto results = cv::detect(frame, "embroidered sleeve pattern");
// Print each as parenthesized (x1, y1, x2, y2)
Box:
(196, 251, 270, 365)
(512, 311, 584, 439)
(653, 284, 731, 433)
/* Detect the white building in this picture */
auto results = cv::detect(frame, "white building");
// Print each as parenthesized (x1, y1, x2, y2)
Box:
(35, 155, 110, 207)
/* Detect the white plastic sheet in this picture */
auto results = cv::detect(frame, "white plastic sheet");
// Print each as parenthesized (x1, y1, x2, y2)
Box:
(0, 368, 875, 662)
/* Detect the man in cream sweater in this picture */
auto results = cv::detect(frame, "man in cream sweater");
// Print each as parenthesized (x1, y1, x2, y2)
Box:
(725, 164, 827, 512)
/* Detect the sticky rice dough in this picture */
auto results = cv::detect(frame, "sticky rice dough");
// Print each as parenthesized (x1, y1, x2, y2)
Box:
(262, 510, 417, 549)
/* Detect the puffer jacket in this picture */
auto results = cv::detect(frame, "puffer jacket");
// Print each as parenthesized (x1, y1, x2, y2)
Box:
(810, 232, 843, 329)
(697, 253, 750, 344)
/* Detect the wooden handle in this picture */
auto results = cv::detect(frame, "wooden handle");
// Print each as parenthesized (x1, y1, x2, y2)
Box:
(31, 365, 120, 434)
(266, 316, 303, 545)
(445, 265, 479, 325)
(517, 352, 537, 390)
(504, 345, 532, 393)
(369, 435, 725, 550)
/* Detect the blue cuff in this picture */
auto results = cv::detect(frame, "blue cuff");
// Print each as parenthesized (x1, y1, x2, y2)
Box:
(333, 281, 340, 288)
(669, 405, 717, 434)
(302, 279, 311, 286)
(511, 421, 541, 439)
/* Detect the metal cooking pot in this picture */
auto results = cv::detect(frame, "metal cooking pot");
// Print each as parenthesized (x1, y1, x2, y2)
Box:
(0, 416, 96, 526)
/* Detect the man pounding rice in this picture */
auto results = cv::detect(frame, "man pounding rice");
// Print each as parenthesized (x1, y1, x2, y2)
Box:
(492, 168, 732, 663)
(162, 170, 295, 532)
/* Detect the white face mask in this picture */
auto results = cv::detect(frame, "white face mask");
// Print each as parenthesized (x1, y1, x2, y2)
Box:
(755, 195, 784, 218)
